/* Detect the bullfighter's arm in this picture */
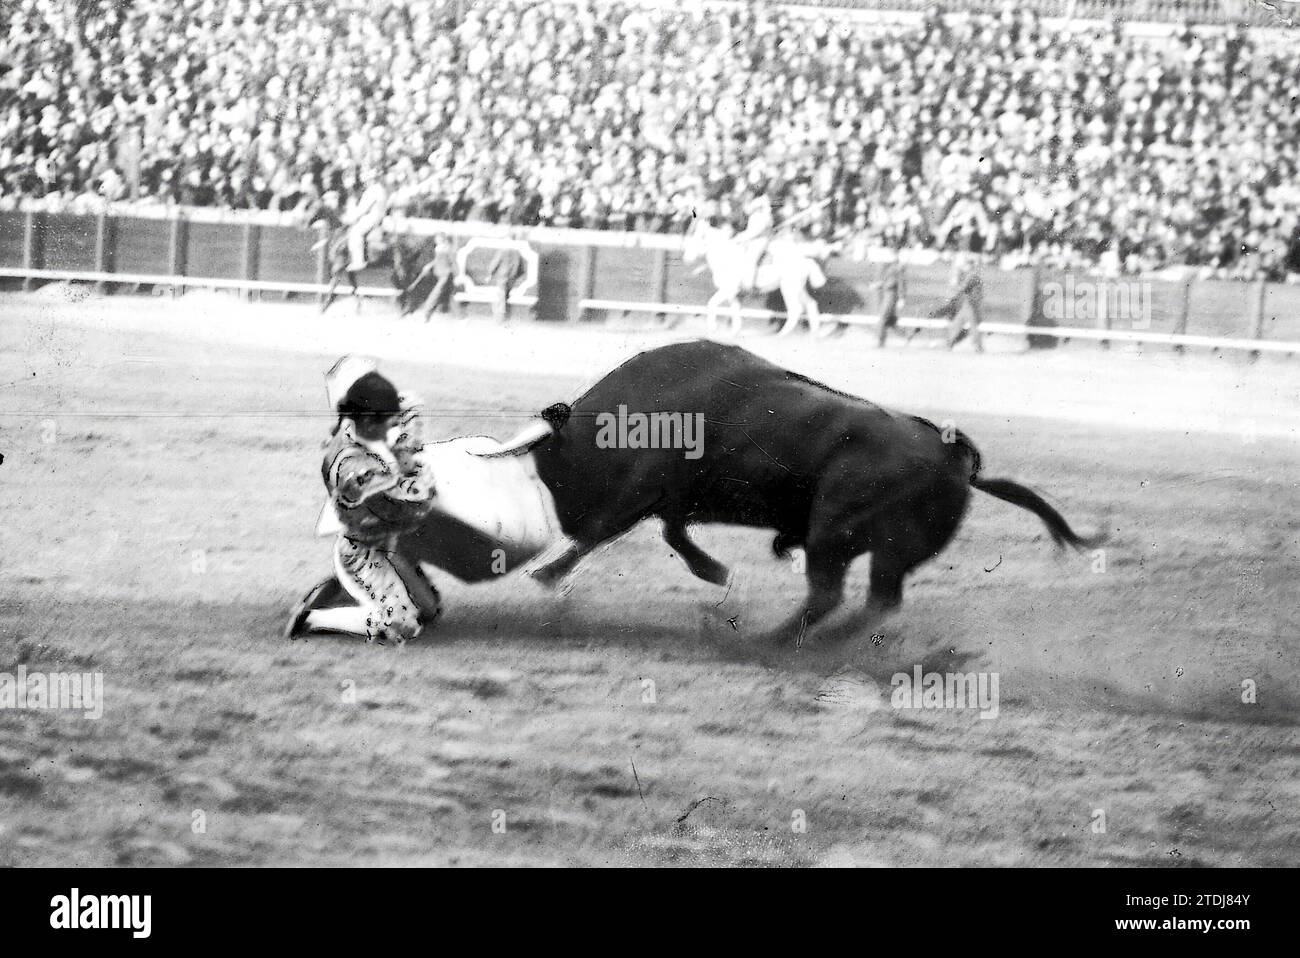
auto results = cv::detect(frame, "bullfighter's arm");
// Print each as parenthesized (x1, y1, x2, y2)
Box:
(328, 446, 400, 512)
(389, 392, 435, 501)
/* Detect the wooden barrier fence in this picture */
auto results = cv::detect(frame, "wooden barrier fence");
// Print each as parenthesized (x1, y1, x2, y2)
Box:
(2, 206, 1297, 355)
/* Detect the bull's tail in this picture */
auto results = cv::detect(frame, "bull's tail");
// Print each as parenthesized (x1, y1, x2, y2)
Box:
(971, 476, 1105, 551)
(944, 425, 1103, 550)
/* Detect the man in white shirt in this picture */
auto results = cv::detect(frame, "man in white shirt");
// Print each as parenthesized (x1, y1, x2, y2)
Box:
(345, 172, 391, 272)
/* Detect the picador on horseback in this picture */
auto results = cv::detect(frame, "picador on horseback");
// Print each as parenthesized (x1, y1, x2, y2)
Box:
(345, 173, 393, 273)
(307, 172, 407, 314)
(738, 193, 776, 288)
(683, 190, 831, 336)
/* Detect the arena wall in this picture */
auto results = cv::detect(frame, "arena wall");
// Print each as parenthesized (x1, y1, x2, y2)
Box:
(2, 207, 1297, 347)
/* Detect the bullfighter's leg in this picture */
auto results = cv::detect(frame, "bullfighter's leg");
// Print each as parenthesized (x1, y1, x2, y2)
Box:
(296, 537, 442, 643)
(945, 301, 969, 349)
(877, 302, 897, 347)
(426, 275, 451, 321)
(968, 300, 985, 353)
(662, 520, 729, 586)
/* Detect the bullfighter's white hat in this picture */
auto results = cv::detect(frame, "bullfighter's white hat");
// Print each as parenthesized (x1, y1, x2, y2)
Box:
(324, 355, 379, 412)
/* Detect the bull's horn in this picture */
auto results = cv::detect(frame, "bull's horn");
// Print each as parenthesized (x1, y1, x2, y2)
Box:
(473, 420, 556, 459)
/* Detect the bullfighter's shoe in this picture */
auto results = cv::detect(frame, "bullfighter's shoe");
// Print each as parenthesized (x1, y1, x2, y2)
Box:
(283, 578, 336, 640)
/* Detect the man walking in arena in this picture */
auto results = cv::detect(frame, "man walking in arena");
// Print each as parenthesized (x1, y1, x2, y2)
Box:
(875, 246, 907, 348)
(935, 251, 985, 352)
(403, 233, 459, 320)
(485, 243, 527, 321)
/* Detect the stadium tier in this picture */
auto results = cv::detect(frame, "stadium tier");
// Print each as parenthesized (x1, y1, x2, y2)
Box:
(1, 0, 1297, 276)
(783, 0, 1285, 25)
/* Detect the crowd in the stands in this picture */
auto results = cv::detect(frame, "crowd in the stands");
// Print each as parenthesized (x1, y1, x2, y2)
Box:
(2, 0, 1297, 275)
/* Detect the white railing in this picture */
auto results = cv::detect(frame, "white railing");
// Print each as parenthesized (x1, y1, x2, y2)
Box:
(577, 298, 1300, 355)
(0, 266, 397, 298)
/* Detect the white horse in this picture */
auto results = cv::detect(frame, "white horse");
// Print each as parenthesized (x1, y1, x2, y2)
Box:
(682, 222, 830, 336)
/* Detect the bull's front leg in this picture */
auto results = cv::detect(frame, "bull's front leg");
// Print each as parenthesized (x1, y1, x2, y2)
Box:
(528, 541, 593, 591)
(662, 520, 729, 586)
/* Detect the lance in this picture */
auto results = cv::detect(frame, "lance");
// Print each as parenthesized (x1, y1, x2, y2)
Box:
(772, 198, 832, 231)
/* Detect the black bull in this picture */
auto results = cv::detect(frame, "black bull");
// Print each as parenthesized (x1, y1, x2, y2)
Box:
(317, 340, 1102, 646)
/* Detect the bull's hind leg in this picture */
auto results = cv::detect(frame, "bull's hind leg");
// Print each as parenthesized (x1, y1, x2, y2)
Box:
(865, 479, 970, 616)
(755, 548, 851, 647)
(662, 520, 729, 586)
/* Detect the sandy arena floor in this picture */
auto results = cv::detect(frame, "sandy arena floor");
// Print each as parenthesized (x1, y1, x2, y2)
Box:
(1, 288, 1296, 866)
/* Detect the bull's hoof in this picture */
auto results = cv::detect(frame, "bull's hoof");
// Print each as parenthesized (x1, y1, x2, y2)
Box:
(528, 566, 561, 590)
(529, 564, 577, 594)
(690, 559, 730, 587)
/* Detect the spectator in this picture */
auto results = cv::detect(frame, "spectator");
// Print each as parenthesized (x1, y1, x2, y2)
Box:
(0, 0, 1295, 278)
